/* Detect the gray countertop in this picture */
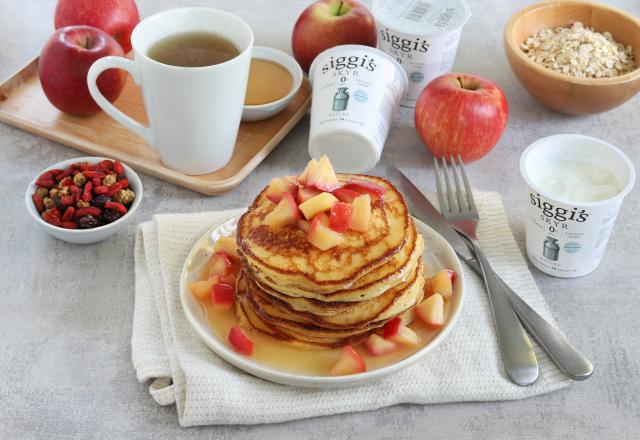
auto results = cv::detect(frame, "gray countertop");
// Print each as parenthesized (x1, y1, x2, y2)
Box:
(2, 0, 639, 438)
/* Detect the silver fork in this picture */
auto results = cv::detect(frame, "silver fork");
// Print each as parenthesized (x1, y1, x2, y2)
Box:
(435, 155, 539, 386)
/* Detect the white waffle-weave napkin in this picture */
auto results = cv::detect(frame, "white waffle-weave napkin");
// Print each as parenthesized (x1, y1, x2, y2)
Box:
(131, 191, 570, 426)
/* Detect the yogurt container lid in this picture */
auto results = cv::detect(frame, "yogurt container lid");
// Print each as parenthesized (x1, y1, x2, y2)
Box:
(308, 44, 408, 92)
(372, 0, 471, 36)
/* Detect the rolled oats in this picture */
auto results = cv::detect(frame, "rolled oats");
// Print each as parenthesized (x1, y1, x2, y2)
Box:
(520, 22, 636, 78)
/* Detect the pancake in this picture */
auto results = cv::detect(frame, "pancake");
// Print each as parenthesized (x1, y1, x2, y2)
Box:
(248, 258, 424, 329)
(247, 223, 424, 303)
(237, 174, 411, 294)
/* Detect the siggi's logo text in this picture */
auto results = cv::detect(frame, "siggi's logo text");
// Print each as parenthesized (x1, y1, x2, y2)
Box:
(530, 193, 589, 222)
(379, 28, 430, 53)
(321, 55, 376, 74)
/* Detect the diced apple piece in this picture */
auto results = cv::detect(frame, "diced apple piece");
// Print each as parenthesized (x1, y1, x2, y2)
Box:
(332, 187, 361, 203)
(228, 324, 253, 356)
(211, 284, 235, 311)
(308, 214, 344, 250)
(349, 194, 371, 232)
(298, 159, 318, 185)
(265, 177, 287, 203)
(364, 334, 398, 356)
(431, 270, 453, 300)
(264, 192, 301, 227)
(208, 252, 234, 278)
(214, 236, 240, 261)
(445, 268, 457, 283)
(305, 155, 341, 191)
(297, 219, 310, 232)
(329, 202, 353, 232)
(342, 179, 387, 200)
(298, 192, 338, 220)
(283, 175, 299, 199)
(416, 293, 445, 327)
(297, 187, 322, 204)
(189, 278, 216, 301)
(331, 345, 366, 376)
(383, 317, 402, 339)
(388, 324, 421, 347)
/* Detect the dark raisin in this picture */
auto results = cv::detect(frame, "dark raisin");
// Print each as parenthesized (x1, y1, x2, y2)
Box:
(92, 194, 112, 209)
(102, 209, 122, 224)
(54, 196, 66, 211)
(78, 215, 100, 229)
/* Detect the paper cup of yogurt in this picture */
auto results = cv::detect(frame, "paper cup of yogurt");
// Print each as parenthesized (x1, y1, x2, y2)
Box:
(372, 0, 471, 108)
(520, 134, 636, 278)
(308, 44, 408, 173)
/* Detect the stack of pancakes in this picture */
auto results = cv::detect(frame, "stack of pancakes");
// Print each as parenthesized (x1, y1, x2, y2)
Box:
(236, 174, 425, 349)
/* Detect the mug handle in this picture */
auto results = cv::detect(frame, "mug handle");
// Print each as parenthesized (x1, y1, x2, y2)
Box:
(87, 56, 152, 145)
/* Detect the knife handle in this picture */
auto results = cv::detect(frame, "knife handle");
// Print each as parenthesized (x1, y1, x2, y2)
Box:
(463, 255, 593, 381)
(468, 241, 540, 386)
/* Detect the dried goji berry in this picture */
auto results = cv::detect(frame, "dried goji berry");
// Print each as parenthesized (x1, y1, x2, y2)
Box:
(49, 168, 64, 177)
(59, 195, 74, 206)
(61, 221, 78, 229)
(83, 170, 105, 179)
(113, 160, 125, 176)
(107, 182, 124, 196)
(92, 177, 102, 188)
(75, 207, 101, 218)
(82, 182, 93, 202)
(117, 178, 129, 189)
(79, 162, 90, 171)
(98, 160, 114, 171)
(105, 201, 127, 214)
(55, 166, 75, 181)
(39, 171, 54, 181)
(62, 206, 75, 222)
(94, 185, 109, 195)
(32, 194, 44, 213)
(48, 207, 62, 220)
(42, 211, 61, 227)
(35, 178, 55, 189)
(58, 177, 73, 188)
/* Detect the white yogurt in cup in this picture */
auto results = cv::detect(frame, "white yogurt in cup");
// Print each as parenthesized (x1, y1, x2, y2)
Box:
(372, 0, 471, 108)
(520, 134, 636, 278)
(308, 45, 408, 173)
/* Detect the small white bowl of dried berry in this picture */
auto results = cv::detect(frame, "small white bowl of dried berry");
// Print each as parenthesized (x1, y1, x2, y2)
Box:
(25, 157, 143, 244)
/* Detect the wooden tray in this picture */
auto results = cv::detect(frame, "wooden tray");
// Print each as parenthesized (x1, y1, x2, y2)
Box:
(0, 57, 311, 195)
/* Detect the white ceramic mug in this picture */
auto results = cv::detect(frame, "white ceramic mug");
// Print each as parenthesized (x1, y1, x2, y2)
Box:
(87, 8, 254, 175)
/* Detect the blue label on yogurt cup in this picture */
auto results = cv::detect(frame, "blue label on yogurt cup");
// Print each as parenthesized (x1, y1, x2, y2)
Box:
(564, 242, 581, 253)
(353, 90, 369, 103)
(410, 71, 425, 83)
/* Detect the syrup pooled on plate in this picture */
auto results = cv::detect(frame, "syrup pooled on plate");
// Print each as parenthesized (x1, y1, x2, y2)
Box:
(244, 59, 294, 105)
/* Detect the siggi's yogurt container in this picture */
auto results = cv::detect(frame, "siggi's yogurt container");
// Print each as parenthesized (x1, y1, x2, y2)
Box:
(308, 45, 408, 173)
(372, 0, 470, 108)
(520, 134, 635, 278)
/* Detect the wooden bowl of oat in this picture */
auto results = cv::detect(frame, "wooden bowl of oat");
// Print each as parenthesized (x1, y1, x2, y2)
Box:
(504, 0, 640, 115)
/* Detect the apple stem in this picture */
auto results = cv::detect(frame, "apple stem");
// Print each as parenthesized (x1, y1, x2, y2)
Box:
(81, 36, 92, 49)
(332, 0, 348, 16)
(457, 76, 479, 91)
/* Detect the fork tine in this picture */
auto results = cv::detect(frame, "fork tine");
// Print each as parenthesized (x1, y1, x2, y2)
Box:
(434, 157, 448, 212)
(441, 157, 459, 213)
(457, 154, 477, 213)
(450, 155, 466, 211)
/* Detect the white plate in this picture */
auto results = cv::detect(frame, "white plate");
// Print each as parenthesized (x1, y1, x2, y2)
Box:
(180, 215, 464, 388)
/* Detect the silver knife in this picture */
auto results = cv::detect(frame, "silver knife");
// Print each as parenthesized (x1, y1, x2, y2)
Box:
(391, 167, 593, 381)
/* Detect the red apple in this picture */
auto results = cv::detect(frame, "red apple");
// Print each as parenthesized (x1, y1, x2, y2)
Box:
(414, 73, 509, 163)
(39, 26, 126, 116)
(54, 0, 140, 53)
(292, 0, 377, 72)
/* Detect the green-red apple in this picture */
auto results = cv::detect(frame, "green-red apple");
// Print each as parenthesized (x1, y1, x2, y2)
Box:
(292, 0, 377, 72)
(414, 73, 509, 162)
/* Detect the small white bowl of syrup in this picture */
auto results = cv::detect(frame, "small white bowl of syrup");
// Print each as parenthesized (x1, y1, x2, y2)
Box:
(242, 46, 303, 122)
